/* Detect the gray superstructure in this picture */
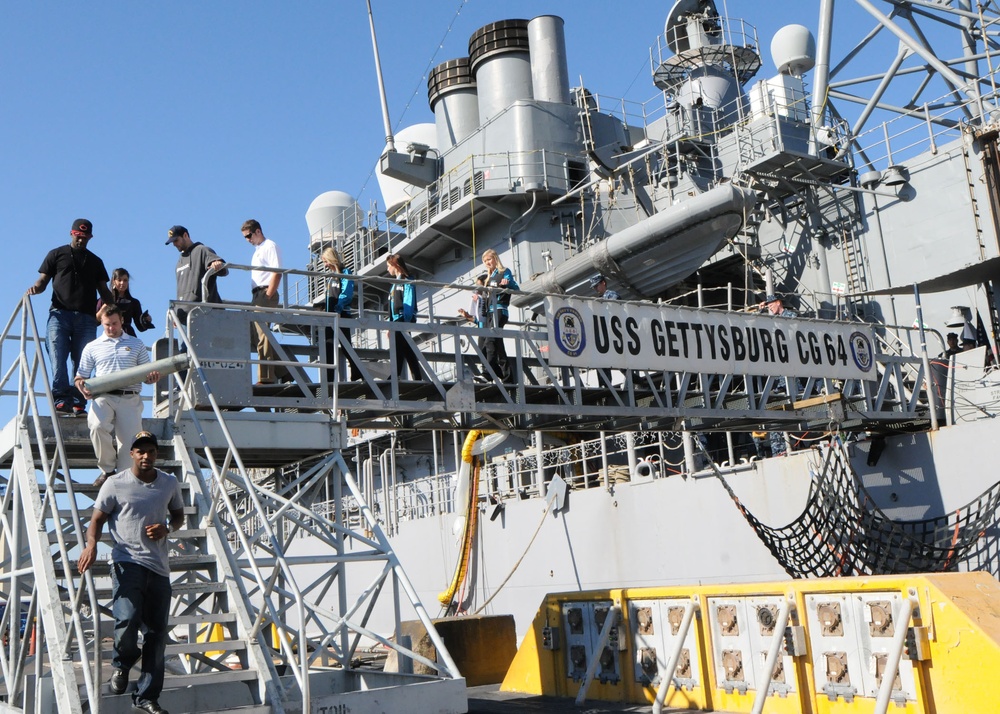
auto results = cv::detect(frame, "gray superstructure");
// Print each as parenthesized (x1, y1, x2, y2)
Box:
(296, 0, 1000, 642)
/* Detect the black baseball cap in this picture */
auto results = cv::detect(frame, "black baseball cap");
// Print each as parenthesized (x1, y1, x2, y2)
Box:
(131, 431, 159, 449)
(71, 219, 93, 236)
(166, 225, 188, 245)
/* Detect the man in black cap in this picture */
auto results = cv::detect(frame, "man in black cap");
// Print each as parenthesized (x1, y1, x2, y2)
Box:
(78, 431, 184, 714)
(27, 219, 114, 415)
(759, 293, 796, 318)
(165, 225, 227, 325)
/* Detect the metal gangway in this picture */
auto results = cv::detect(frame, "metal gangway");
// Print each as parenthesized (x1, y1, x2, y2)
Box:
(0, 270, 940, 712)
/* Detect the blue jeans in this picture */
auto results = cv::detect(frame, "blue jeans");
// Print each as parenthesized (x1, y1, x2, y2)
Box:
(111, 562, 171, 704)
(46, 309, 95, 407)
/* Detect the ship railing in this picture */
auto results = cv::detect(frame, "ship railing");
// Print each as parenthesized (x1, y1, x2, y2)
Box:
(169, 264, 936, 425)
(364, 429, 764, 532)
(650, 13, 761, 84)
(301, 147, 588, 279)
(847, 83, 1000, 174)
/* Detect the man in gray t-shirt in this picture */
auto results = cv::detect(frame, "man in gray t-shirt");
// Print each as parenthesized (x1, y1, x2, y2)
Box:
(78, 431, 184, 714)
(165, 224, 227, 324)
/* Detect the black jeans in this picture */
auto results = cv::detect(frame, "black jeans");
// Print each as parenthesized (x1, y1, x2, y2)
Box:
(324, 324, 362, 382)
(111, 562, 171, 705)
(482, 312, 510, 382)
(392, 322, 423, 380)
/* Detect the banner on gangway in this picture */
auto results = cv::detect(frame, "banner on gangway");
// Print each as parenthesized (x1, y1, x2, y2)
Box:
(544, 297, 876, 380)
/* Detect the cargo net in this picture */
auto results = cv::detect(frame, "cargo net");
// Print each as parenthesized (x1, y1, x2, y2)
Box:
(708, 438, 1000, 578)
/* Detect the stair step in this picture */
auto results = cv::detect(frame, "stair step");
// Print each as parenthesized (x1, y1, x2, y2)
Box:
(162, 668, 260, 688)
(54, 554, 217, 578)
(57, 504, 198, 519)
(68, 580, 228, 601)
(169, 612, 238, 627)
(165, 638, 246, 655)
(48, 527, 208, 544)
(95, 671, 263, 713)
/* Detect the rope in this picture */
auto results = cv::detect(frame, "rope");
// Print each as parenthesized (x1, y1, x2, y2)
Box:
(473, 495, 555, 616)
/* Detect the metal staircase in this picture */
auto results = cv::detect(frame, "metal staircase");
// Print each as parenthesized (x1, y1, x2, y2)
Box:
(0, 298, 465, 714)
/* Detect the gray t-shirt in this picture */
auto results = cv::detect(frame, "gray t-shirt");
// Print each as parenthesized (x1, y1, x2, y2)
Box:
(95, 469, 184, 577)
(175, 242, 224, 304)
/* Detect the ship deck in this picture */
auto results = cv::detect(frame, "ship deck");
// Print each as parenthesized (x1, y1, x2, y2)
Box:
(467, 685, 673, 713)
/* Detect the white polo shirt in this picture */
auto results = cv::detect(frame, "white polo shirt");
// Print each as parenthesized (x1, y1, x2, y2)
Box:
(77, 332, 150, 392)
(251, 238, 282, 290)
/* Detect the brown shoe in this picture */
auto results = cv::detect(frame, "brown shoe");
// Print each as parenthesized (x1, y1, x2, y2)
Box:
(93, 472, 113, 489)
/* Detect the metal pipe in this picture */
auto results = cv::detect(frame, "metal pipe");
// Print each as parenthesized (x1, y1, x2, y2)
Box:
(366, 0, 395, 153)
(653, 598, 699, 714)
(599, 431, 609, 491)
(855, 0, 985, 111)
(625, 432, 637, 477)
(83, 353, 189, 395)
(811, 0, 835, 153)
(535, 431, 546, 496)
(874, 594, 919, 714)
(913, 285, 940, 431)
(682, 432, 697, 474)
(575, 605, 620, 705)
(751, 596, 793, 714)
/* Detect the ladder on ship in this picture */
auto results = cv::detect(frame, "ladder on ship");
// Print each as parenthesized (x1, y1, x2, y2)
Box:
(0, 298, 464, 714)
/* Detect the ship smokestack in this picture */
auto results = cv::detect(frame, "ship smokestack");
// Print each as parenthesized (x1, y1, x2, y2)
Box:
(468, 19, 533, 122)
(527, 15, 571, 104)
(428, 57, 480, 151)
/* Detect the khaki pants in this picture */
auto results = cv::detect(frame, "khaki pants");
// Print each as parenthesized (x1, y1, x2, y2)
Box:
(250, 289, 289, 383)
(88, 393, 143, 474)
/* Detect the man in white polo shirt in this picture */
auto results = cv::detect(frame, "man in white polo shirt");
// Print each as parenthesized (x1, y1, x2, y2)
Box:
(242, 218, 289, 384)
(75, 305, 161, 486)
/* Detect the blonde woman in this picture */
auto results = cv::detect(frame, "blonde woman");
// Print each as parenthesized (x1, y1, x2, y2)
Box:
(319, 247, 361, 381)
(481, 249, 519, 382)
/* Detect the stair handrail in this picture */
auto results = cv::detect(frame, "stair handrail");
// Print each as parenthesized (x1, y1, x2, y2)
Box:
(0, 296, 104, 712)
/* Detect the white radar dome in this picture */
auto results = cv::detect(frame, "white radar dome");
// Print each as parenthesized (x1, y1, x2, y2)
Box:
(770, 24, 816, 77)
(306, 190, 363, 250)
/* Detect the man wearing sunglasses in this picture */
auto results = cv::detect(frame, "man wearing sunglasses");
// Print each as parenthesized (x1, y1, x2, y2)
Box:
(27, 219, 113, 416)
(242, 219, 289, 384)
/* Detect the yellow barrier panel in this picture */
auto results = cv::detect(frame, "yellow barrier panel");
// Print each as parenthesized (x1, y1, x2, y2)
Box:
(195, 622, 226, 659)
(501, 572, 1000, 713)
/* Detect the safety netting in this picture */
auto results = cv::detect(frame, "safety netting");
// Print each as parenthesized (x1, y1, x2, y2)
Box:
(711, 439, 1000, 577)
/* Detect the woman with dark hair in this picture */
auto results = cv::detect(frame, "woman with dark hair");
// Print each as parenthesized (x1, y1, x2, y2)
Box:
(385, 253, 424, 381)
(97, 268, 154, 337)
(319, 247, 361, 381)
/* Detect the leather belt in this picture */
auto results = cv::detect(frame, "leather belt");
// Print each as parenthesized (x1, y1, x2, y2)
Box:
(106, 390, 139, 396)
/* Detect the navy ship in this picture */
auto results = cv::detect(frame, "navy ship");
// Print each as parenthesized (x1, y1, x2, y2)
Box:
(5, 1, 1000, 711)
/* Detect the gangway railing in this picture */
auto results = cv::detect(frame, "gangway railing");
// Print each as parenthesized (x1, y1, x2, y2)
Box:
(156, 276, 935, 434)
